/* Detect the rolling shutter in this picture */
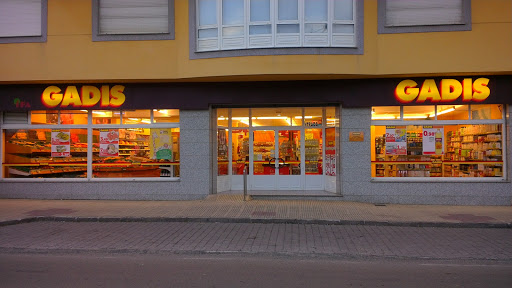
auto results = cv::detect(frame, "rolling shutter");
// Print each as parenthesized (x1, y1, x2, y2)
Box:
(0, 0, 42, 37)
(385, 0, 464, 27)
(99, 0, 169, 35)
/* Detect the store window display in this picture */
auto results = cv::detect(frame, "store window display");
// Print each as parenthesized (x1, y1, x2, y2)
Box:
(371, 105, 505, 178)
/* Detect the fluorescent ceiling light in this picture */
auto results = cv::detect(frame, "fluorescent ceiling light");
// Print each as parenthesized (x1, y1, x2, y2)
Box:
(253, 117, 289, 120)
(92, 111, 107, 116)
(430, 107, 455, 117)
(403, 115, 429, 119)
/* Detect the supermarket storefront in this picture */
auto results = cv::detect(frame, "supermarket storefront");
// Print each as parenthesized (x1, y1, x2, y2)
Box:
(0, 77, 511, 204)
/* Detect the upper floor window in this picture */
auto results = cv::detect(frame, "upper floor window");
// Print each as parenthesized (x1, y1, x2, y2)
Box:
(378, 0, 471, 34)
(196, 0, 357, 51)
(92, 0, 175, 41)
(0, 0, 47, 44)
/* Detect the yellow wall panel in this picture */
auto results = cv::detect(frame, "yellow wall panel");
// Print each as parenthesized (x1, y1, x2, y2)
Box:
(0, 0, 510, 83)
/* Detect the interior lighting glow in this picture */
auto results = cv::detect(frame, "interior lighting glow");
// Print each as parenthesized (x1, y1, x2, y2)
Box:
(253, 116, 289, 120)
(403, 115, 429, 119)
(371, 115, 397, 120)
(92, 111, 107, 116)
(141, 119, 151, 124)
(429, 107, 455, 117)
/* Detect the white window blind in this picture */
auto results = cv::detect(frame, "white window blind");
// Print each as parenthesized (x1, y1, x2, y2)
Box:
(3, 112, 29, 124)
(99, 0, 169, 35)
(385, 0, 464, 27)
(0, 0, 42, 38)
(197, 0, 356, 51)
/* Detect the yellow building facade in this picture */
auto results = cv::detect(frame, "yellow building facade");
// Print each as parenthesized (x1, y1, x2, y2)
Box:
(0, 0, 511, 205)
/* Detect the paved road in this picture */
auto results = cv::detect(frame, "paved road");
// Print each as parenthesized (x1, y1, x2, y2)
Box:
(1, 253, 511, 288)
(1, 221, 511, 260)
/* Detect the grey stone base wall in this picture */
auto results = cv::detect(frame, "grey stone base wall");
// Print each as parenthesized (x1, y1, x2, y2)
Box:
(341, 107, 512, 206)
(0, 110, 211, 201)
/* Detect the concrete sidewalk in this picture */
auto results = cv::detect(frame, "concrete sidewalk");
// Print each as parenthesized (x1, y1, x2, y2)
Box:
(0, 195, 511, 228)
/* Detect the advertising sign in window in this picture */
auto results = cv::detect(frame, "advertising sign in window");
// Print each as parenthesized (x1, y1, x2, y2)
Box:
(150, 128, 173, 160)
(99, 129, 119, 157)
(51, 129, 70, 157)
(385, 126, 407, 155)
(422, 126, 444, 155)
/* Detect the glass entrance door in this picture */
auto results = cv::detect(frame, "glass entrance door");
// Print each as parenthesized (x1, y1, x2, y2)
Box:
(250, 129, 302, 190)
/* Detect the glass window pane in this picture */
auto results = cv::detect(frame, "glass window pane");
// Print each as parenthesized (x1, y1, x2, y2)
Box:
(198, 28, 218, 38)
(304, 0, 327, 21)
(3, 129, 88, 178)
(250, 0, 270, 22)
(372, 106, 400, 120)
(371, 124, 503, 178)
(217, 108, 229, 127)
(31, 110, 58, 125)
(218, 128, 228, 175)
(305, 129, 322, 175)
(249, 24, 271, 35)
(305, 23, 327, 33)
(222, 26, 244, 37)
(436, 105, 468, 120)
(60, 110, 88, 125)
(223, 0, 244, 25)
(326, 107, 338, 127)
(333, 24, 354, 33)
(279, 130, 301, 175)
(122, 110, 151, 124)
(304, 107, 323, 127)
(403, 106, 434, 121)
(93, 128, 180, 178)
(334, 0, 353, 20)
(232, 108, 249, 127)
(277, 24, 299, 33)
(471, 104, 504, 120)
(153, 109, 179, 123)
(278, 0, 298, 20)
(199, 0, 217, 26)
(232, 129, 249, 175)
(253, 130, 275, 175)
(251, 107, 302, 126)
(92, 110, 121, 124)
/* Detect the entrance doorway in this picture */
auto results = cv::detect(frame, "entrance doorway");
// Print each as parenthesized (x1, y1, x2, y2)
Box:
(216, 107, 339, 195)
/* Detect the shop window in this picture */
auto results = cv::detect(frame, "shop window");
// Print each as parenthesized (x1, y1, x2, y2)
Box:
(471, 104, 504, 120)
(60, 110, 88, 124)
(436, 105, 468, 120)
(121, 110, 151, 124)
(403, 106, 434, 121)
(372, 123, 504, 178)
(92, 128, 180, 178)
(153, 109, 180, 123)
(231, 108, 249, 128)
(305, 129, 322, 175)
(232, 129, 249, 175)
(252, 107, 302, 126)
(92, 110, 121, 124)
(326, 107, 338, 127)
(217, 108, 229, 127)
(304, 107, 323, 127)
(0, 0, 47, 44)
(217, 128, 228, 175)
(3, 129, 88, 178)
(372, 106, 400, 120)
(31, 110, 58, 124)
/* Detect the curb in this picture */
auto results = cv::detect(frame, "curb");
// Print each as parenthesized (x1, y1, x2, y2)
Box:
(1, 216, 511, 229)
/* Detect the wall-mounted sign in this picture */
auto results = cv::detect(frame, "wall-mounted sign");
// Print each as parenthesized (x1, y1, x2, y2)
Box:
(42, 85, 126, 108)
(395, 78, 490, 104)
(349, 131, 364, 142)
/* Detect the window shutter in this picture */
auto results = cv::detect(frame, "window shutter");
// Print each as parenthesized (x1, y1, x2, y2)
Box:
(385, 0, 464, 27)
(0, 0, 42, 37)
(3, 112, 29, 124)
(99, 0, 169, 35)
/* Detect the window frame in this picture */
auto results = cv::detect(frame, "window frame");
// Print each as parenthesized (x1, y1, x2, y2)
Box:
(371, 105, 508, 182)
(92, 0, 175, 42)
(0, 0, 47, 44)
(377, 0, 472, 34)
(0, 110, 180, 182)
(190, 0, 364, 59)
